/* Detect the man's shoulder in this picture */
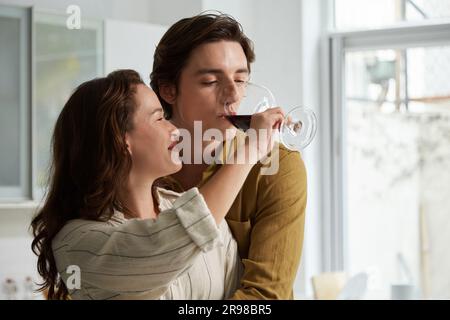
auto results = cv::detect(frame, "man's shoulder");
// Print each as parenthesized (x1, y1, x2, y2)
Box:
(277, 143, 303, 161)
(254, 143, 305, 177)
(227, 144, 307, 229)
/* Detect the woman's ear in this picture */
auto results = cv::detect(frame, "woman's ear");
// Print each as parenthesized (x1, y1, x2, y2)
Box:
(159, 84, 177, 105)
(125, 133, 132, 156)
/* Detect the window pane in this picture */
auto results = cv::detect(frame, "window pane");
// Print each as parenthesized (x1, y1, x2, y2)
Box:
(406, 0, 450, 21)
(344, 47, 450, 299)
(0, 15, 21, 187)
(34, 12, 103, 199)
(335, 0, 450, 30)
(408, 47, 450, 110)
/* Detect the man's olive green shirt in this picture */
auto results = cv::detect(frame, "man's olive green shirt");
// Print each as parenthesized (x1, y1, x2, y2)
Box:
(165, 142, 307, 300)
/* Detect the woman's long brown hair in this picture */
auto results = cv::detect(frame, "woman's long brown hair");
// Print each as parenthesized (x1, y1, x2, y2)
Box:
(31, 70, 144, 299)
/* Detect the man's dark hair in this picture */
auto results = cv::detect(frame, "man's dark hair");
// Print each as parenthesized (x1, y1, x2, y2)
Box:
(150, 12, 255, 119)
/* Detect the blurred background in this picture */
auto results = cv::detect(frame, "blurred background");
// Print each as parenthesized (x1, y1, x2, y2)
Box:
(0, 0, 449, 300)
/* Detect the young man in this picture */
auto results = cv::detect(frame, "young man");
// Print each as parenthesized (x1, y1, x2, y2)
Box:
(150, 13, 307, 299)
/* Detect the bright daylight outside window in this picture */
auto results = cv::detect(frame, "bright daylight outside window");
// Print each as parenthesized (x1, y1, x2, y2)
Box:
(334, 0, 450, 299)
(335, 0, 450, 30)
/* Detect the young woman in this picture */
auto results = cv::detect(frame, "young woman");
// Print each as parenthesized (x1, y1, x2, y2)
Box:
(31, 69, 283, 300)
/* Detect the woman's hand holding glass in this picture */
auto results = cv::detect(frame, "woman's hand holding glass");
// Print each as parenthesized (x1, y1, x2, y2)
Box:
(246, 107, 284, 162)
(223, 82, 317, 151)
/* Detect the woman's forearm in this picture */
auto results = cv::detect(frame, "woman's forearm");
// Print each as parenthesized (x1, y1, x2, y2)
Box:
(198, 142, 254, 225)
(198, 108, 283, 225)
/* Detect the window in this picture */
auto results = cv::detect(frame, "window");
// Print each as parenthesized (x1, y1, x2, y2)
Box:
(325, 1, 450, 299)
(345, 46, 450, 299)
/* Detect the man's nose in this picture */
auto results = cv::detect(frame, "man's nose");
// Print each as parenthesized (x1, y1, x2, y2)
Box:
(221, 82, 241, 113)
(224, 82, 240, 103)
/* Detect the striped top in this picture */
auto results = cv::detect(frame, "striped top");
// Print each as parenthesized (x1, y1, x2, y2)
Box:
(52, 187, 243, 300)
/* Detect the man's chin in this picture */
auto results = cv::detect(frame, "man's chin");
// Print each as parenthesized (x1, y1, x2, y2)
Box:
(205, 120, 238, 140)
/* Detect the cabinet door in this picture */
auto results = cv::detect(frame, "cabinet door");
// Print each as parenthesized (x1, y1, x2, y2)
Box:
(0, 5, 30, 200)
(34, 11, 104, 200)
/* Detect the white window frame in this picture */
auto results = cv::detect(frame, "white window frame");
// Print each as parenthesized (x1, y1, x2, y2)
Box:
(322, 18, 450, 271)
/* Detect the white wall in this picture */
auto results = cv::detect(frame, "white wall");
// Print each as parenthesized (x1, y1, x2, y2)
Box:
(0, 0, 154, 23)
(0, 206, 40, 299)
(104, 19, 166, 82)
(297, 0, 327, 299)
(147, 0, 202, 25)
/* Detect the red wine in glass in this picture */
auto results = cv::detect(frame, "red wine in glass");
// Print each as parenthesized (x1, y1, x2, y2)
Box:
(224, 82, 317, 150)
(225, 115, 252, 131)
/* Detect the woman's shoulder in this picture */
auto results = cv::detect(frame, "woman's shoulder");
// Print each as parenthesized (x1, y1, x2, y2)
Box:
(52, 218, 107, 249)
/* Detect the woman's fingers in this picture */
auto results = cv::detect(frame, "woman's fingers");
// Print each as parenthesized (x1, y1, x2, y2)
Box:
(246, 107, 286, 162)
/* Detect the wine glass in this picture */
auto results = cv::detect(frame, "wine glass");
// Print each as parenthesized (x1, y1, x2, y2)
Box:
(223, 82, 317, 151)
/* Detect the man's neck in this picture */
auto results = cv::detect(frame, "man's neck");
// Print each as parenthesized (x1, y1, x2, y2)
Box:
(169, 116, 219, 190)
(171, 162, 210, 190)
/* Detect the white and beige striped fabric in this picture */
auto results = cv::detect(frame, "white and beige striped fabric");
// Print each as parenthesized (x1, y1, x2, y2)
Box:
(52, 187, 243, 300)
